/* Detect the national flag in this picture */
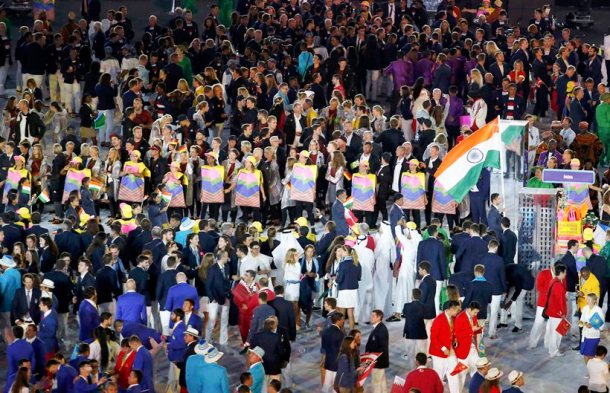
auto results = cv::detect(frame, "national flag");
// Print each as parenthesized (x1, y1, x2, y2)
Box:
(450, 362, 469, 376)
(178, 144, 188, 154)
(344, 207, 358, 228)
(93, 112, 106, 129)
(160, 190, 172, 203)
(38, 189, 50, 203)
(343, 196, 353, 209)
(21, 181, 31, 195)
(89, 178, 103, 193)
(357, 353, 381, 386)
(390, 376, 406, 393)
(594, 222, 609, 247)
(590, 312, 604, 330)
(435, 118, 502, 202)
(343, 171, 352, 181)
(500, 119, 528, 154)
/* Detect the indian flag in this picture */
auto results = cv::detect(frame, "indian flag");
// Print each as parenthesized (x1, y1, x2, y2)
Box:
(500, 119, 529, 155)
(343, 196, 353, 209)
(38, 189, 50, 203)
(93, 112, 106, 129)
(21, 181, 31, 195)
(435, 118, 502, 202)
(160, 190, 172, 203)
(89, 178, 103, 193)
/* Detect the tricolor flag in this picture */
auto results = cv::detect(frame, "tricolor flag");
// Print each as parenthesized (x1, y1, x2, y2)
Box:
(343, 171, 352, 181)
(435, 118, 502, 202)
(594, 222, 609, 247)
(89, 178, 103, 193)
(344, 207, 358, 228)
(21, 181, 31, 195)
(38, 189, 50, 203)
(178, 144, 188, 154)
(500, 119, 529, 154)
(93, 112, 106, 129)
(343, 196, 353, 210)
(160, 190, 172, 203)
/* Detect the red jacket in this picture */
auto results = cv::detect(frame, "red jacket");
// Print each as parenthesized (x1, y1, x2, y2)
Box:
(232, 281, 258, 316)
(453, 310, 480, 360)
(545, 277, 567, 318)
(429, 312, 454, 358)
(113, 349, 135, 389)
(535, 269, 553, 307)
(404, 367, 444, 393)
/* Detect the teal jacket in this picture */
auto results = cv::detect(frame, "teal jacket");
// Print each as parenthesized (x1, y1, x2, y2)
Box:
(185, 356, 229, 393)
(0, 268, 21, 312)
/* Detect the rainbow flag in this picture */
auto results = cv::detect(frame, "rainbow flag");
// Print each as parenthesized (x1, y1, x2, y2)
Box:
(234, 170, 260, 208)
(352, 174, 376, 212)
(290, 164, 317, 203)
(21, 181, 31, 195)
(200, 165, 224, 203)
(89, 178, 103, 193)
(38, 189, 51, 203)
(3, 169, 23, 203)
(160, 190, 172, 203)
(400, 172, 426, 210)
(432, 180, 457, 215)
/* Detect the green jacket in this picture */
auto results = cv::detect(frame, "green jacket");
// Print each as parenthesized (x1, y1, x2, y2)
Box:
(596, 102, 610, 132)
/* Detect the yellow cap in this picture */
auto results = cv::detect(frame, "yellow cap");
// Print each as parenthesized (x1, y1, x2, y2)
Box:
(406, 221, 417, 230)
(250, 221, 263, 233)
(295, 217, 309, 227)
(120, 203, 133, 219)
(130, 150, 141, 159)
(247, 156, 257, 166)
(409, 159, 419, 166)
(79, 213, 91, 226)
(71, 156, 83, 164)
(17, 207, 30, 220)
(299, 150, 310, 158)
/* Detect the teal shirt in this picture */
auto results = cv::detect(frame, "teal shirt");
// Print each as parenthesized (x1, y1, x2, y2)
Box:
(186, 356, 229, 393)
(0, 268, 21, 312)
(249, 362, 265, 393)
(600, 243, 610, 278)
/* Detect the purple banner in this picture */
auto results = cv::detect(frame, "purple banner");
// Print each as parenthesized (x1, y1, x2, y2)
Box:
(542, 169, 595, 185)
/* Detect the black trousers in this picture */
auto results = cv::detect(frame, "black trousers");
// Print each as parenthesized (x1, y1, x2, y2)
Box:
(404, 209, 421, 229)
(240, 206, 261, 222)
(294, 201, 314, 225)
(201, 203, 220, 220)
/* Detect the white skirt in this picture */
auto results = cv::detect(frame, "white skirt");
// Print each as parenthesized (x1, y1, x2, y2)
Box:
(337, 289, 358, 309)
(285, 282, 300, 302)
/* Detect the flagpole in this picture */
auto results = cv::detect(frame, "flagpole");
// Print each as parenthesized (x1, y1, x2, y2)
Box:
(498, 117, 506, 210)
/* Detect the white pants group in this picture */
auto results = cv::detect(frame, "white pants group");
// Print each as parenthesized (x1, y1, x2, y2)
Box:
(366, 69, 380, 102)
(206, 300, 229, 345)
(370, 368, 387, 393)
(528, 306, 548, 349)
(99, 109, 115, 143)
(434, 280, 444, 316)
(62, 81, 81, 113)
(321, 370, 336, 393)
(48, 72, 63, 102)
(500, 291, 526, 329)
(22, 73, 44, 90)
(404, 338, 427, 361)
(487, 294, 502, 337)
(546, 316, 564, 357)
(431, 354, 465, 393)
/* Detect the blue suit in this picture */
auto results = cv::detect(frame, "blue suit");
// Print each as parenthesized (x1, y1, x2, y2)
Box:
(165, 282, 199, 312)
(69, 355, 89, 370)
(133, 346, 154, 393)
(331, 200, 349, 236)
(561, 250, 579, 292)
(418, 275, 436, 319)
(469, 169, 490, 225)
(116, 291, 147, 325)
(416, 238, 446, 281)
(7, 339, 35, 378)
(487, 205, 503, 237)
(481, 252, 507, 295)
(78, 300, 100, 342)
(54, 364, 77, 393)
(502, 387, 523, 393)
(247, 304, 276, 342)
(469, 371, 485, 393)
(186, 355, 229, 393)
(455, 236, 488, 274)
(184, 313, 203, 333)
(167, 321, 187, 363)
(30, 337, 46, 378)
(389, 203, 406, 237)
(74, 376, 99, 392)
(463, 278, 493, 319)
(206, 262, 231, 304)
(121, 322, 163, 350)
(39, 310, 59, 355)
(127, 385, 143, 393)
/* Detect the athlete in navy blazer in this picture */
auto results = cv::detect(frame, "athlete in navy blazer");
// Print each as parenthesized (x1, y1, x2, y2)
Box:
(417, 266, 437, 320)
(116, 282, 147, 325)
(481, 250, 507, 295)
(463, 273, 493, 320)
(455, 225, 488, 274)
(402, 294, 427, 340)
(331, 197, 349, 236)
(415, 225, 446, 281)
(131, 339, 155, 393)
(55, 363, 78, 393)
(11, 285, 42, 324)
(78, 288, 100, 342)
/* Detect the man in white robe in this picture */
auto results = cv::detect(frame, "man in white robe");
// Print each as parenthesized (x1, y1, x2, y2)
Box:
(374, 222, 396, 317)
(271, 229, 304, 286)
(354, 235, 375, 324)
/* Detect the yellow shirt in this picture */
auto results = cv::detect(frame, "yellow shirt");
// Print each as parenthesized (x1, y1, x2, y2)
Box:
(578, 274, 601, 311)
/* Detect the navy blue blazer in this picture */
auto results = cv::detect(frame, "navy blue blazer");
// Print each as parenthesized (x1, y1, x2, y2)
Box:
(54, 364, 77, 393)
(198, 230, 220, 253)
(506, 263, 534, 301)
(156, 269, 177, 311)
(448, 271, 473, 296)
(11, 287, 41, 323)
(321, 325, 345, 371)
(250, 330, 285, 375)
(418, 275, 436, 319)
(25, 224, 48, 239)
(336, 258, 361, 290)
(78, 300, 100, 341)
(127, 385, 143, 393)
(365, 323, 389, 368)
(129, 267, 151, 305)
(487, 205, 503, 237)
(132, 346, 154, 392)
(95, 266, 122, 304)
(402, 300, 427, 339)
(500, 229, 517, 265)
(44, 270, 74, 314)
(561, 251, 579, 292)
(463, 279, 493, 319)
(39, 310, 59, 354)
(30, 337, 45, 378)
(7, 339, 35, 378)
(269, 296, 297, 341)
(389, 203, 406, 237)
(206, 262, 231, 304)
(2, 223, 24, 252)
(116, 291, 147, 325)
(587, 255, 607, 285)
(455, 236, 488, 274)
(248, 304, 276, 343)
(74, 376, 99, 392)
(331, 200, 349, 236)
(54, 229, 83, 266)
(184, 312, 203, 334)
(481, 253, 507, 295)
(416, 238, 446, 281)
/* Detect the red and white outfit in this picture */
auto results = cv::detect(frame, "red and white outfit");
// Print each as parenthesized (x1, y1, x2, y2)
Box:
(429, 311, 461, 393)
(528, 268, 553, 349)
(544, 277, 567, 357)
(454, 310, 481, 377)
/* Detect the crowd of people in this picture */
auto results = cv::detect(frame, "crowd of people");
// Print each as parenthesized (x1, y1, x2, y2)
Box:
(0, 0, 609, 392)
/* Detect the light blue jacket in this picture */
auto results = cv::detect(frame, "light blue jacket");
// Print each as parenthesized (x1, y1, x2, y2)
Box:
(185, 356, 229, 393)
(0, 268, 21, 312)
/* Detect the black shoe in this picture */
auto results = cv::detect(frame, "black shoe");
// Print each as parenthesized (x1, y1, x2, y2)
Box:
(498, 323, 508, 328)
(312, 306, 321, 311)
(572, 345, 581, 351)
(512, 327, 522, 333)
(386, 315, 401, 322)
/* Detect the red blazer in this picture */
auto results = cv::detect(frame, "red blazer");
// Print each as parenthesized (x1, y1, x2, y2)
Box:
(546, 277, 567, 318)
(232, 281, 258, 316)
(429, 312, 454, 358)
(403, 367, 444, 393)
(454, 310, 480, 360)
(113, 349, 135, 389)
(535, 269, 553, 307)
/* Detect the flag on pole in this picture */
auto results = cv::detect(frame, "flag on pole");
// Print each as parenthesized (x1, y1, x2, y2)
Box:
(160, 190, 172, 203)
(343, 171, 352, 181)
(500, 119, 529, 155)
(21, 181, 31, 195)
(343, 196, 353, 210)
(38, 189, 50, 203)
(450, 362, 469, 376)
(178, 144, 188, 154)
(89, 178, 103, 193)
(435, 118, 502, 202)
(357, 353, 381, 386)
(93, 112, 106, 129)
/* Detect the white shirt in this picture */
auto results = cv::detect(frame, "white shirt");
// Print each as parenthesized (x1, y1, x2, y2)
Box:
(580, 305, 605, 339)
(18, 112, 28, 139)
(528, 126, 540, 150)
(587, 357, 610, 392)
(392, 157, 405, 192)
(240, 253, 272, 278)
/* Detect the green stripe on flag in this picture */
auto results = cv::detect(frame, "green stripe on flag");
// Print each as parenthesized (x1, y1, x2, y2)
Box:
(445, 150, 501, 202)
(501, 125, 525, 154)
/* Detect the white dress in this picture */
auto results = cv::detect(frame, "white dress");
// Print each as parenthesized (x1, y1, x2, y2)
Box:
(355, 240, 375, 323)
(374, 222, 396, 317)
(272, 231, 303, 285)
(394, 225, 422, 313)
(283, 262, 302, 302)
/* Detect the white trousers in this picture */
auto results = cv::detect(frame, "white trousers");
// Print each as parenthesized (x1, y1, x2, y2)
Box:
(206, 300, 229, 345)
(404, 338, 428, 360)
(281, 361, 293, 388)
(431, 355, 465, 393)
(57, 312, 68, 341)
(150, 301, 162, 332)
(322, 370, 336, 393)
(99, 300, 115, 315)
(99, 109, 115, 142)
(461, 345, 480, 376)
(160, 310, 171, 336)
(567, 292, 577, 332)
(61, 82, 81, 113)
(500, 291, 526, 329)
(371, 368, 387, 393)
(400, 118, 413, 142)
(528, 306, 548, 349)
(434, 280, 444, 316)
(487, 295, 502, 337)
(356, 288, 373, 324)
(166, 362, 179, 393)
(546, 317, 563, 357)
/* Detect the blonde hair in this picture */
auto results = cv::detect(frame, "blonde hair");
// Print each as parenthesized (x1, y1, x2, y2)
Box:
(285, 248, 298, 265)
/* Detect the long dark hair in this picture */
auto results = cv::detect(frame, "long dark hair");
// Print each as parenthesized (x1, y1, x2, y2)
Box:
(40, 233, 59, 259)
(86, 232, 107, 259)
(11, 367, 30, 393)
(337, 335, 355, 363)
(93, 326, 110, 371)
(480, 379, 500, 393)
